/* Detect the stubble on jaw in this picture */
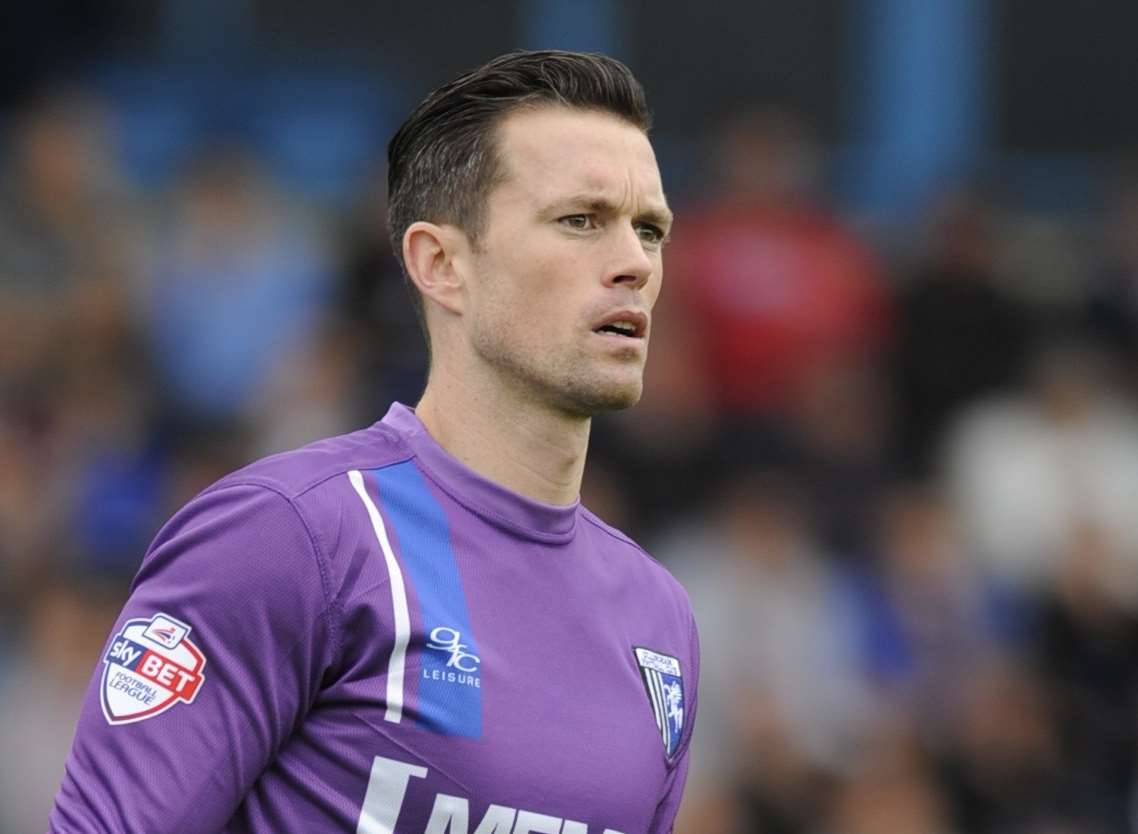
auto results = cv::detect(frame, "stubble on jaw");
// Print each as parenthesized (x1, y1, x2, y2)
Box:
(470, 322, 647, 419)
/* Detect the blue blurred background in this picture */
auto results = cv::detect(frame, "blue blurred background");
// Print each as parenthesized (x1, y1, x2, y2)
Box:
(5, 2, 1138, 831)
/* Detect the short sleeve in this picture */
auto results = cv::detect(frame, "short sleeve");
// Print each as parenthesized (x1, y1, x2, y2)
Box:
(49, 483, 336, 833)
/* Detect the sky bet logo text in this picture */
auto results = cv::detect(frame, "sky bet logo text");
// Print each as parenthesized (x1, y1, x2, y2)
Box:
(101, 613, 207, 725)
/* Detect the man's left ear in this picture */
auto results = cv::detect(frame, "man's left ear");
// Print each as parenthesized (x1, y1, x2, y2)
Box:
(402, 222, 471, 316)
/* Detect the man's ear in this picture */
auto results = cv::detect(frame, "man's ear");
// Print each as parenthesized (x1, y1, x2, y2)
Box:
(403, 221, 469, 316)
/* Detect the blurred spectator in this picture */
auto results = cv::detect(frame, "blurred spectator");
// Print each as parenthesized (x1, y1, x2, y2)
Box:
(944, 341, 1138, 596)
(664, 107, 891, 422)
(0, 89, 150, 596)
(0, 417, 56, 599)
(55, 352, 164, 578)
(852, 485, 1022, 733)
(0, 579, 121, 834)
(137, 144, 333, 434)
(822, 724, 956, 834)
(660, 473, 872, 821)
(782, 360, 892, 556)
(0, 88, 138, 394)
(937, 663, 1070, 834)
(1034, 521, 1138, 831)
(248, 321, 358, 458)
(891, 188, 1034, 475)
(733, 688, 836, 834)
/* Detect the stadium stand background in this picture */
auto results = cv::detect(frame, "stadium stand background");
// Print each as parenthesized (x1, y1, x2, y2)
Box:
(4, 2, 1138, 831)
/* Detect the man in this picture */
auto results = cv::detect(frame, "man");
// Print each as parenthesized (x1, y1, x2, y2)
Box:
(51, 50, 698, 833)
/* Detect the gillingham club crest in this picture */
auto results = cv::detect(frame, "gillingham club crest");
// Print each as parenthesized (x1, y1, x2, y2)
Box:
(101, 612, 206, 725)
(634, 646, 684, 757)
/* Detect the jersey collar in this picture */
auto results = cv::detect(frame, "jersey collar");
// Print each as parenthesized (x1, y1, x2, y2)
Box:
(380, 402, 579, 544)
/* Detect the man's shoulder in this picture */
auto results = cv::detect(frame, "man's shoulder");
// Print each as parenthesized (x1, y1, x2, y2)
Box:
(579, 507, 693, 613)
(137, 423, 413, 611)
(213, 422, 412, 502)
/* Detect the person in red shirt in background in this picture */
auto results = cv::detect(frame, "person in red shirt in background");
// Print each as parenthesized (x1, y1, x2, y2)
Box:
(665, 107, 892, 420)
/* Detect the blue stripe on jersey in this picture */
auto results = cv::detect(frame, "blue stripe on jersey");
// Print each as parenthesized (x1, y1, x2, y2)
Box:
(371, 462, 482, 739)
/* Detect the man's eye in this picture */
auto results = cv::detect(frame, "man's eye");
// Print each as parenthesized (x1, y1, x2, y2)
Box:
(560, 214, 596, 231)
(636, 223, 666, 245)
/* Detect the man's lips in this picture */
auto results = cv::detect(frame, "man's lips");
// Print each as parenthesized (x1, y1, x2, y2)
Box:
(591, 309, 649, 339)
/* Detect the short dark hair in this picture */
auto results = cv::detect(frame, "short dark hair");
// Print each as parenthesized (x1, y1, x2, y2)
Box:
(386, 49, 652, 318)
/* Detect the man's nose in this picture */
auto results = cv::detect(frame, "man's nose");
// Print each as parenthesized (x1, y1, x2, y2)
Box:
(604, 223, 654, 290)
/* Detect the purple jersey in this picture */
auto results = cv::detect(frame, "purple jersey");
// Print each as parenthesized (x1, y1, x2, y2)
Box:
(51, 403, 699, 833)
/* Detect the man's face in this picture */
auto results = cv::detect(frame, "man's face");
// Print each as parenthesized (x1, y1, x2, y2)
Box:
(460, 105, 671, 416)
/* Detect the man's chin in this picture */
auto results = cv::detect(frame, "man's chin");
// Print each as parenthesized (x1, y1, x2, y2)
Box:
(556, 378, 644, 416)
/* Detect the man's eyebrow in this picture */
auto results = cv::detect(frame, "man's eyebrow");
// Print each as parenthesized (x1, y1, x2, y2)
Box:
(641, 205, 674, 229)
(550, 193, 674, 227)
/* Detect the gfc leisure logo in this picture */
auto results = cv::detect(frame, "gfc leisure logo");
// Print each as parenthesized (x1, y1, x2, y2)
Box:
(424, 626, 481, 686)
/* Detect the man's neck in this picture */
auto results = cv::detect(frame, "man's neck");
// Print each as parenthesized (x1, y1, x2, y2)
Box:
(413, 367, 590, 507)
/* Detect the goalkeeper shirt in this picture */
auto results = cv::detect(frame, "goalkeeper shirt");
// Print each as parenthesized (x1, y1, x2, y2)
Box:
(50, 402, 698, 833)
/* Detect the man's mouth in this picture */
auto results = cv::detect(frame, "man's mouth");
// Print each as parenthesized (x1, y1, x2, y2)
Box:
(596, 321, 639, 337)
(592, 311, 648, 339)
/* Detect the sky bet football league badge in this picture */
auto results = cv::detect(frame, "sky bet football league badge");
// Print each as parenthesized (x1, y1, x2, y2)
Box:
(634, 647, 684, 757)
(101, 613, 206, 725)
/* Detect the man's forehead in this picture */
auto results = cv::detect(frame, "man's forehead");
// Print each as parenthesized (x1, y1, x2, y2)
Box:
(494, 106, 666, 203)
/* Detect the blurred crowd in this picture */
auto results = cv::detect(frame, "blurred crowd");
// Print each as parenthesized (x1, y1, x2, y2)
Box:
(3, 84, 1138, 834)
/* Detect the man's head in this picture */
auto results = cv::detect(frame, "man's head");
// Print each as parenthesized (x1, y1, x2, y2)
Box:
(387, 50, 651, 288)
(388, 50, 671, 416)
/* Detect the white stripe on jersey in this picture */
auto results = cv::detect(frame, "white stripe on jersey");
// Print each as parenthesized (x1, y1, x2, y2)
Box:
(349, 470, 411, 723)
